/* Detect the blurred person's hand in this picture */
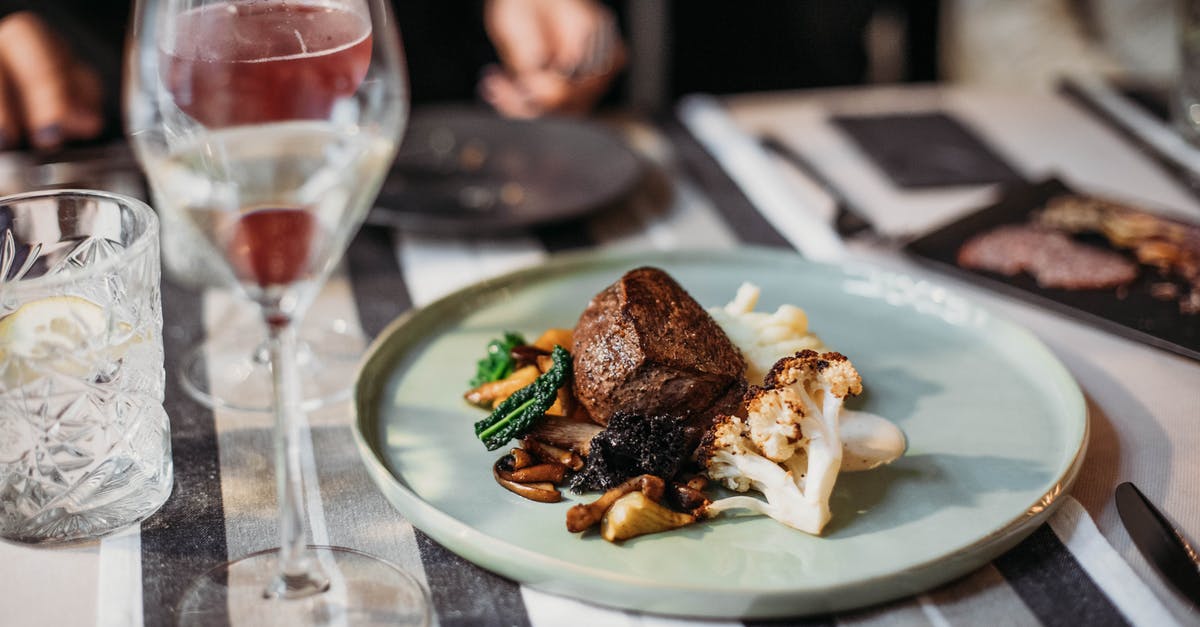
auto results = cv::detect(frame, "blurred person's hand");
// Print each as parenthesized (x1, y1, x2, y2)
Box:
(0, 11, 104, 151)
(481, 0, 624, 118)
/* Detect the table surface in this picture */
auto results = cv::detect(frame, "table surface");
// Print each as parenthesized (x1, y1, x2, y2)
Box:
(2, 85, 1198, 627)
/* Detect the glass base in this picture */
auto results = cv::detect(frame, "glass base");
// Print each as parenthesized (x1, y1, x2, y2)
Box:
(2, 467, 172, 545)
(179, 322, 363, 413)
(176, 546, 429, 627)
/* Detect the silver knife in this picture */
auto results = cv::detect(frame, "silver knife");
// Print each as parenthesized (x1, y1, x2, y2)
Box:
(757, 134, 875, 238)
(1115, 481, 1200, 608)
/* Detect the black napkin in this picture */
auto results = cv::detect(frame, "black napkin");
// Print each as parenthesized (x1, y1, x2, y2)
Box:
(833, 112, 1025, 188)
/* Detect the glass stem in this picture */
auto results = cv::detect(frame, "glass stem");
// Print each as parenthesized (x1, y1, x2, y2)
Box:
(265, 318, 330, 599)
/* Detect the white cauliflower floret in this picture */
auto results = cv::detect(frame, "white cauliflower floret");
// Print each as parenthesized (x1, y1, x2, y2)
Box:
(743, 387, 803, 462)
(698, 350, 863, 535)
(700, 417, 759, 492)
(707, 283, 826, 384)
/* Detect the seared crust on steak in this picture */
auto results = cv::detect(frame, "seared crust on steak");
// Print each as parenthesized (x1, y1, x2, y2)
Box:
(572, 267, 746, 426)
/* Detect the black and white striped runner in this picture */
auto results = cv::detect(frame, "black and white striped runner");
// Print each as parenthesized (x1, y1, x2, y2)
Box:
(114, 114, 1177, 626)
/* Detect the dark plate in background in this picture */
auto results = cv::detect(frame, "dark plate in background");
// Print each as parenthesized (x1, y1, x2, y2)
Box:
(368, 106, 644, 234)
(905, 178, 1200, 362)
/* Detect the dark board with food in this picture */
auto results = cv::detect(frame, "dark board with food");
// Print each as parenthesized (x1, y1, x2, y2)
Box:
(905, 178, 1200, 361)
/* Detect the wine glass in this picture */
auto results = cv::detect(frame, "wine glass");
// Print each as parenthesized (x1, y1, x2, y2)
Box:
(125, 0, 427, 624)
(175, 292, 364, 413)
(159, 213, 366, 413)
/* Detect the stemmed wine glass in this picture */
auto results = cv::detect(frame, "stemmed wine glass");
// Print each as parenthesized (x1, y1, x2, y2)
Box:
(125, 0, 427, 624)
(160, 213, 365, 414)
(176, 291, 363, 413)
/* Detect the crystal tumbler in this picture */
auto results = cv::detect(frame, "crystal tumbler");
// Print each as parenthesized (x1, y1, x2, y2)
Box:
(0, 190, 172, 544)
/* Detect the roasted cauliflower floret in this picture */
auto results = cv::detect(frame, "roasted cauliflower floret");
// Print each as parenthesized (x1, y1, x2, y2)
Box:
(764, 349, 863, 401)
(697, 350, 863, 535)
(698, 415, 761, 493)
(743, 387, 804, 462)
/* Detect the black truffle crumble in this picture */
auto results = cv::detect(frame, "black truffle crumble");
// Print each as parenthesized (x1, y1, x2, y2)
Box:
(568, 412, 690, 493)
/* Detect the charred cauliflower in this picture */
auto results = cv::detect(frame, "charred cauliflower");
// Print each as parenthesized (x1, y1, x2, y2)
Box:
(697, 350, 863, 535)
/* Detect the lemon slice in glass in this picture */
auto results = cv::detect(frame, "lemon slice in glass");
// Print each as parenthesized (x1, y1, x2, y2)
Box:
(0, 295, 110, 386)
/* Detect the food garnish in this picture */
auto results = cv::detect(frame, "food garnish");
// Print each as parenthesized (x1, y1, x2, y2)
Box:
(493, 469, 561, 503)
(568, 412, 691, 493)
(565, 474, 695, 542)
(469, 331, 526, 388)
(707, 282, 826, 383)
(668, 479, 711, 512)
(529, 328, 574, 353)
(697, 350, 863, 535)
(521, 436, 584, 471)
(527, 415, 602, 456)
(492, 448, 566, 503)
(465, 269, 907, 543)
(566, 474, 665, 533)
(0, 295, 134, 386)
(474, 345, 572, 450)
(465, 365, 539, 408)
(496, 461, 566, 484)
(601, 491, 696, 542)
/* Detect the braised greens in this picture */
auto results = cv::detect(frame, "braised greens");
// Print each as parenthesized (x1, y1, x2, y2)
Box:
(475, 345, 572, 450)
(469, 332, 526, 387)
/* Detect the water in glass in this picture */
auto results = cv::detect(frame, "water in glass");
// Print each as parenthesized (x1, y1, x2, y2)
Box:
(0, 191, 171, 544)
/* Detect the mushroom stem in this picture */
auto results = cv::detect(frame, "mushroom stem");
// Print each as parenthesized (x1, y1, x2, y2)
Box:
(507, 448, 535, 470)
(528, 416, 602, 456)
(496, 462, 566, 484)
(493, 462, 561, 503)
(565, 474, 665, 533)
(670, 482, 711, 513)
(522, 436, 584, 471)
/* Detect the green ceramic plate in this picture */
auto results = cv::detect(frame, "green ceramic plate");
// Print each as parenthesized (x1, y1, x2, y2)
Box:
(354, 248, 1088, 618)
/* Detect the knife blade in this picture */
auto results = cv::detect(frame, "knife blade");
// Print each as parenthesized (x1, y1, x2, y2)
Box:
(758, 134, 875, 238)
(1115, 481, 1200, 608)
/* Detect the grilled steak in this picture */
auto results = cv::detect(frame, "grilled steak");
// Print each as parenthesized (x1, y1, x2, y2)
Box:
(957, 225, 1138, 290)
(571, 267, 746, 427)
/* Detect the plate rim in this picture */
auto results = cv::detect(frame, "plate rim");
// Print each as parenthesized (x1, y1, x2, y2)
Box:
(352, 247, 1089, 618)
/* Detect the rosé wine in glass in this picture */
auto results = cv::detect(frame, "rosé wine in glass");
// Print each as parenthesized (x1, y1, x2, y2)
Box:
(127, 0, 424, 623)
(165, 1, 372, 127)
